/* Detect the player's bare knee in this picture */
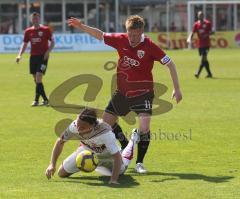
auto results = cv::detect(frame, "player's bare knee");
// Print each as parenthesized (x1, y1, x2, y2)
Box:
(139, 127, 150, 133)
(57, 166, 70, 178)
(102, 112, 117, 126)
(35, 78, 42, 84)
(139, 124, 150, 134)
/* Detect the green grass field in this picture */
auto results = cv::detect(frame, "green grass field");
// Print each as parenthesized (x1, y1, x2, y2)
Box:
(0, 49, 240, 198)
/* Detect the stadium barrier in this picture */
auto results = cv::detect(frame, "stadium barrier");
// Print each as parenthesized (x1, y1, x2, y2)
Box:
(0, 33, 113, 53)
(0, 31, 239, 53)
(147, 31, 240, 49)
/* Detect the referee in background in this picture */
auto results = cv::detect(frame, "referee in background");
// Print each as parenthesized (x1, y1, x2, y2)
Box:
(16, 12, 55, 106)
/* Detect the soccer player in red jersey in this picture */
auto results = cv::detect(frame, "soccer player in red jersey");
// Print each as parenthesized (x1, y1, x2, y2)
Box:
(68, 15, 182, 173)
(16, 12, 55, 106)
(187, 11, 214, 78)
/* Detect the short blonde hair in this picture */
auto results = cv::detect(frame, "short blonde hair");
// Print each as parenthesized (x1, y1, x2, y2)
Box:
(125, 15, 145, 30)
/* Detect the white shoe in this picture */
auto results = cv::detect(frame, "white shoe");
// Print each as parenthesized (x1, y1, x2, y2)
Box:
(131, 128, 140, 144)
(31, 101, 39, 107)
(135, 163, 147, 174)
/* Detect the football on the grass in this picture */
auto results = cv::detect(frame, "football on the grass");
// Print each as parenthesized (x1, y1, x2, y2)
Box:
(76, 150, 99, 172)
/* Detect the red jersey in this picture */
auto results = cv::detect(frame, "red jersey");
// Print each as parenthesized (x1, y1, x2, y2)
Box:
(103, 33, 171, 97)
(23, 25, 53, 55)
(193, 19, 212, 48)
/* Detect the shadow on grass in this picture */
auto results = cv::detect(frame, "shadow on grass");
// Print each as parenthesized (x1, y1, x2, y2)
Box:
(127, 169, 234, 183)
(55, 174, 139, 188)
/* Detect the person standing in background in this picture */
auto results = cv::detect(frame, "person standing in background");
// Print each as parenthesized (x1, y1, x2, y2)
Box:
(187, 11, 214, 78)
(16, 12, 55, 106)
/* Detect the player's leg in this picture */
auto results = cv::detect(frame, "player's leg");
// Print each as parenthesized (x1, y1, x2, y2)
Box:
(121, 128, 140, 167)
(32, 74, 41, 106)
(35, 72, 48, 104)
(104, 91, 130, 149)
(30, 56, 40, 106)
(135, 113, 151, 173)
(102, 111, 118, 127)
(35, 55, 49, 105)
(112, 123, 129, 149)
(57, 166, 72, 178)
(36, 55, 48, 105)
(203, 48, 213, 78)
(103, 111, 129, 149)
(96, 129, 140, 177)
(195, 48, 204, 78)
(128, 92, 153, 173)
(58, 146, 85, 178)
(95, 156, 114, 176)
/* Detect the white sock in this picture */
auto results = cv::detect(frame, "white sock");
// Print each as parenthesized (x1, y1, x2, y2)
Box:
(121, 139, 134, 166)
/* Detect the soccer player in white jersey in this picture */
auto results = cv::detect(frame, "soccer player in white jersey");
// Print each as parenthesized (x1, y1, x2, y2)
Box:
(45, 108, 139, 184)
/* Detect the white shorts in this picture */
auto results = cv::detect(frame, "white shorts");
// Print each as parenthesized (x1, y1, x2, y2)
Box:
(62, 146, 126, 175)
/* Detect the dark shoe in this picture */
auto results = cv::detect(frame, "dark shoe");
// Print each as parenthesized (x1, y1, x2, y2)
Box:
(206, 74, 213, 78)
(194, 74, 199, 78)
(31, 101, 39, 107)
(40, 100, 49, 106)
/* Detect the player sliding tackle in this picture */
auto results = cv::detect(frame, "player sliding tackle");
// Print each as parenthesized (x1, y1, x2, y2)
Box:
(45, 108, 139, 184)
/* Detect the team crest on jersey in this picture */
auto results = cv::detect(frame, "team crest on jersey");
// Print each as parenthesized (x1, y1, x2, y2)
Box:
(137, 50, 145, 59)
(38, 31, 43, 37)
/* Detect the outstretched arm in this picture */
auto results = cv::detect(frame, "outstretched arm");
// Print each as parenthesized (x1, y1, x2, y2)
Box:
(109, 151, 122, 184)
(45, 138, 65, 179)
(16, 42, 28, 63)
(68, 17, 104, 40)
(166, 60, 182, 104)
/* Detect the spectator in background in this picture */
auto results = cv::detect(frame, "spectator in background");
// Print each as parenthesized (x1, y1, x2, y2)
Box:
(170, 22, 176, 32)
(152, 23, 159, 32)
(109, 22, 115, 32)
(0, 22, 9, 34)
(181, 25, 186, 32)
(219, 14, 227, 30)
(8, 19, 17, 34)
(47, 22, 54, 33)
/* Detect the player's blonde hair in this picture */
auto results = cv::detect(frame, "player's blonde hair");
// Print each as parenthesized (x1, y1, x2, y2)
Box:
(125, 15, 145, 30)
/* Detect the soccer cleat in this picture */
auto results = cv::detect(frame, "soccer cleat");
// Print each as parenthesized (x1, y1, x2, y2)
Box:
(135, 163, 147, 174)
(194, 74, 199, 78)
(206, 74, 213, 78)
(40, 100, 49, 106)
(31, 101, 39, 107)
(131, 128, 140, 144)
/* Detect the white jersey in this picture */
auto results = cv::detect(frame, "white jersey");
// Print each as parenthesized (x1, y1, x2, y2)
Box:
(61, 119, 119, 156)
